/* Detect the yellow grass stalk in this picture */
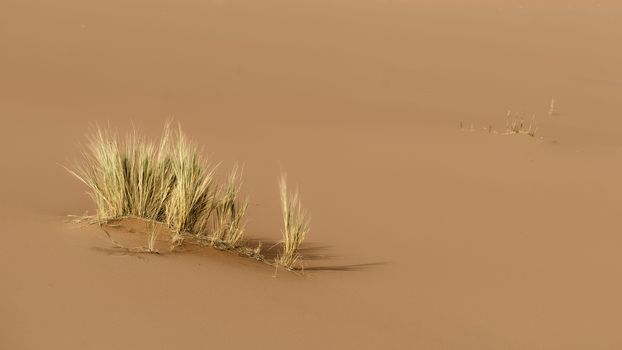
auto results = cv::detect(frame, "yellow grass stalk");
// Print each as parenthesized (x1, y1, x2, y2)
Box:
(548, 98, 555, 116)
(210, 166, 248, 246)
(277, 174, 310, 270)
(164, 126, 217, 246)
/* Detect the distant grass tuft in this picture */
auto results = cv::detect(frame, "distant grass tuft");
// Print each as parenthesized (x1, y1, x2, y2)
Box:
(505, 111, 538, 137)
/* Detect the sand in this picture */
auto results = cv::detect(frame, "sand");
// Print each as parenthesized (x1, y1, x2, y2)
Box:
(2, 0, 622, 349)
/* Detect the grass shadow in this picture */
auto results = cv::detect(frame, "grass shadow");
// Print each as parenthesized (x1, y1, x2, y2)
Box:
(300, 261, 387, 272)
(245, 239, 335, 261)
(89, 246, 153, 259)
(88, 224, 385, 273)
(246, 238, 386, 273)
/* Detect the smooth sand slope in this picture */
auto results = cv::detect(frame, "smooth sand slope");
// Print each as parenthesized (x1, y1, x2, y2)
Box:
(1, 1, 622, 349)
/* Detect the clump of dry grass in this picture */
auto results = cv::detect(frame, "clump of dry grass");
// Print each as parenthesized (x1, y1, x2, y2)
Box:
(277, 174, 310, 270)
(505, 111, 537, 137)
(461, 109, 541, 138)
(66, 127, 175, 221)
(68, 124, 248, 249)
(67, 123, 310, 272)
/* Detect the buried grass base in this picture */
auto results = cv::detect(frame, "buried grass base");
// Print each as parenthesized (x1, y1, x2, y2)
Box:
(66, 123, 310, 273)
(69, 214, 305, 272)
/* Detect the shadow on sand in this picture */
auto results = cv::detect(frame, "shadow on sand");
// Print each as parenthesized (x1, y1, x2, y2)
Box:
(86, 222, 386, 273)
(247, 238, 387, 272)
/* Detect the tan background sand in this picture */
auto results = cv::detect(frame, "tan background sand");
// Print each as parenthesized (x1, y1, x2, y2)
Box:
(1, 0, 622, 349)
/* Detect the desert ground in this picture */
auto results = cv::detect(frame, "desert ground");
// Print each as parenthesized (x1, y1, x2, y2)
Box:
(2, 0, 622, 349)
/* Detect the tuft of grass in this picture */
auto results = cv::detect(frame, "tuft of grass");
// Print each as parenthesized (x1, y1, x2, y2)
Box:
(461, 110, 540, 138)
(67, 124, 245, 249)
(277, 174, 310, 270)
(67, 126, 175, 221)
(504, 111, 538, 137)
(68, 123, 311, 273)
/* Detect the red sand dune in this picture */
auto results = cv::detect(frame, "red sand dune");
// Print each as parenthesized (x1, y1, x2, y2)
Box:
(1, 1, 622, 349)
